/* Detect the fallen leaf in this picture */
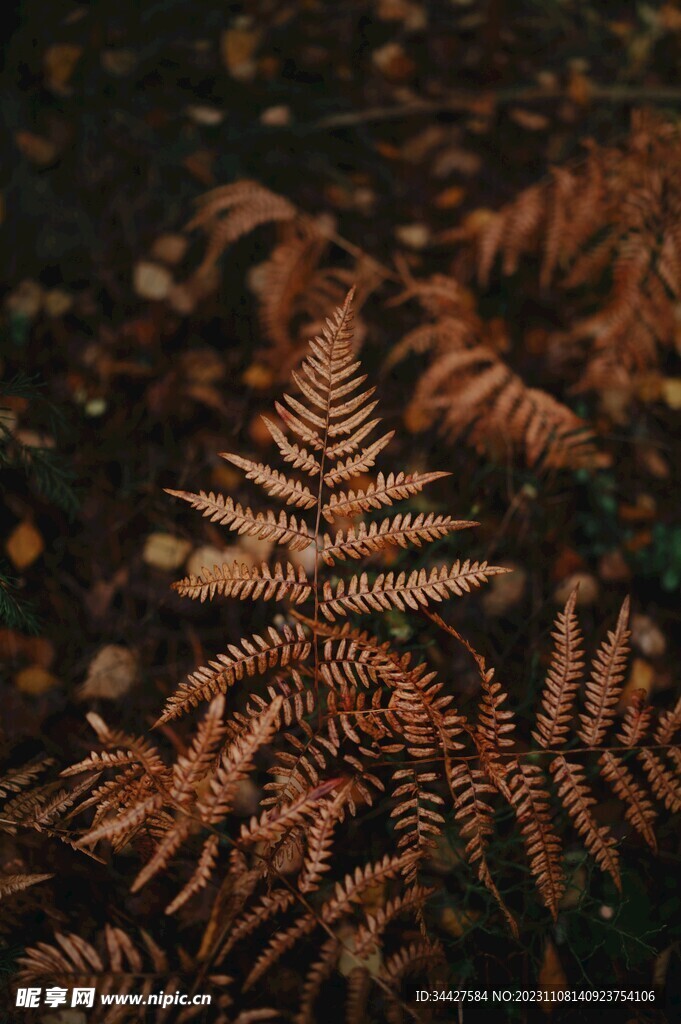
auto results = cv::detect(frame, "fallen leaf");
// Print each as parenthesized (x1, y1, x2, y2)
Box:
(44, 44, 82, 91)
(631, 615, 666, 658)
(79, 645, 139, 700)
(143, 533, 192, 571)
(185, 105, 224, 127)
(5, 280, 44, 319)
(439, 905, 480, 937)
(242, 363, 274, 390)
(221, 25, 260, 80)
(619, 658, 655, 709)
(553, 572, 599, 607)
(260, 105, 291, 126)
(185, 545, 229, 579)
(15, 131, 57, 166)
(538, 939, 568, 1012)
(15, 665, 59, 695)
(434, 185, 466, 209)
(133, 261, 173, 301)
(6, 522, 44, 571)
(394, 223, 430, 249)
(662, 377, 681, 409)
(150, 234, 188, 266)
(482, 565, 526, 616)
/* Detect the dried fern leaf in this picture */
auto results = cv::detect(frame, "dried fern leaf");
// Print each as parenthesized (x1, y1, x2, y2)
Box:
(321, 470, 450, 521)
(221, 453, 317, 509)
(156, 626, 310, 723)
(165, 489, 311, 550)
(550, 754, 621, 890)
(0, 872, 53, 900)
(533, 588, 585, 749)
(321, 513, 476, 566)
(320, 561, 508, 619)
(508, 761, 565, 919)
(172, 560, 311, 604)
(578, 597, 630, 747)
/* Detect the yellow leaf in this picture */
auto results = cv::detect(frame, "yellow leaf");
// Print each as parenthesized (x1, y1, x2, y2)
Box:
(619, 658, 655, 709)
(15, 131, 57, 166)
(44, 44, 82, 90)
(538, 939, 567, 1013)
(6, 521, 44, 570)
(242, 363, 274, 390)
(434, 186, 466, 209)
(220, 26, 260, 80)
(662, 377, 681, 409)
(133, 261, 173, 301)
(79, 645, 139, 700)
(143, 533, 192, 571)
(15, 665, 59, 695)
(439, 905, 480, 937)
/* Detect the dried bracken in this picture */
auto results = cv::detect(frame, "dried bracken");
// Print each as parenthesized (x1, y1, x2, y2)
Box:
(391, 285, 602, 471)
(36, 292, 680, 1020)
(465, 110, 681, 392)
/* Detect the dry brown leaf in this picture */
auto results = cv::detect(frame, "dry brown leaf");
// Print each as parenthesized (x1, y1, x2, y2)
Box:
(14, 131, 57, 166)
(553, 572, 599, 607)
(44, 44, 82, 90)
(482, 565, 526, 616)
(15, 665, 59, 695)
(5, 521, 44, 570)
(619, 658, 655, 709)
(538, 938, 568, 1012)
(150, 234, 188, 266)
(662, 378, 681, 409)
(221, 25, 260, 80)
(80, 645, 139, 701)
(631, 615, 666, 658)
(133, 261, 173, 301)
(143, 533, 192, 571)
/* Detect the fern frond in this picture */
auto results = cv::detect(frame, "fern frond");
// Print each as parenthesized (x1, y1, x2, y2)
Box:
(188, 180, 297, 276)
(156, 626, 310, 722)
(320, 562, 508, 619)
(533, 588, 584, 749)
(321, 470, 450, 521)
(578, 597, 630, 747)
(221, 453, 317, 509)
(0, 872, 53, 900)
(321, 513, 476, 566)
(508, 761, 565, 919)
(165, 488, 312, 550)
(172, 560, 311, 604)
(550, 755, 621, 890)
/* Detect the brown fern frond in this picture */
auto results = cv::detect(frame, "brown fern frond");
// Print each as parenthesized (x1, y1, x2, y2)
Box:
(320, 513, 476, 565)
(165, 489, 312, 550)
(0, 872, 52, 900)
(468, 112, 681, 389)
(188, 180, 297, 277)
(221, 453, 317, 509)
(637, 750, 681, 814)
(508, 761, 565, 919)
(578, 597, 631, 747)
(197, 698, 284, 827)
(404, 332, 599, 471)
(390, 768, 445, 879)
(549, 755, 621, 890)
(156, 625, 310, 723)
(321, 470, 450, 522)
(533, 587, 585, 749)
(295, 936, 342, 1024)
(172, 560, 311, 604)
(598, 751, 658, 851)
(320, 561, 508, 619)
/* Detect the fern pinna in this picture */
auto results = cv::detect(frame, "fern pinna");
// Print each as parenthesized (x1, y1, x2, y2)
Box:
(34, 291, 680, 1021)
